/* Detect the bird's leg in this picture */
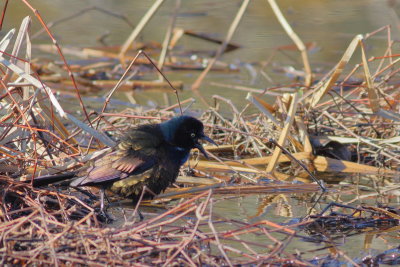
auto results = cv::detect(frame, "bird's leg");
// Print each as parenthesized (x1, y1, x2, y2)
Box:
(100, 187, 105, 213)
(99, 187, 113, 222)
(137, 210, 144, 221)
(184, 159, 196, 176)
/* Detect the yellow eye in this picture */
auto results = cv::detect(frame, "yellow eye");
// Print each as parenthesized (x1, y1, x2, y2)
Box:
(190, 133, 196, 138)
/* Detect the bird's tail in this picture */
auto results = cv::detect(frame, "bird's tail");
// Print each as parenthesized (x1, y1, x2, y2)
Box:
(32, 172, 77, 187)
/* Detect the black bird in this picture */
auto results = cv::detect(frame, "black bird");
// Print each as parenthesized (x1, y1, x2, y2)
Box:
(33, 116, 216, 214)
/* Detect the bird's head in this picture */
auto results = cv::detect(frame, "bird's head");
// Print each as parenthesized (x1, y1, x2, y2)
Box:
(160, 116, 216, 158)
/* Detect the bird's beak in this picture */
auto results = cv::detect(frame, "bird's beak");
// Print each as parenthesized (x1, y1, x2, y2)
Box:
(194, 134, 217, 159)
(201, 134, 217, 146)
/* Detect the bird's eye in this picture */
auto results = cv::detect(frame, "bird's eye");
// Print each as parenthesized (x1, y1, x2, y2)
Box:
(190, 133, 196, 138)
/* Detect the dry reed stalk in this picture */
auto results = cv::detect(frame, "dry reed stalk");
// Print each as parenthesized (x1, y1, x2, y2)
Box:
(86, 79, 183, 91)
(0, 0, 9, 31)
(266, 93, 299, 174)
(312, 156, 396, 174)
(267, 0, 312, 87)
(191, 0, 250, 104)
(0, 40, 114, 148)
(119, 0, 165, 61)
(247, 93, 281, 127)
(359, 38, 380, 113)
(22, 0, 93, 128)
(308, 35, 362, 108)
(157, 0, 181, 75)
(295, 116, 313, 153)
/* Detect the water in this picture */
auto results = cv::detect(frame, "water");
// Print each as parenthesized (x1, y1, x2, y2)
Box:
(5, 0, 400, 263)
(4, 0, 399, 109)
(108, 186, 399, 263)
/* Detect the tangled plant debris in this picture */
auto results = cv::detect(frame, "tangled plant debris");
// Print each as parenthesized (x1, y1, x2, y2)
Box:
(0, 0, 399, 265)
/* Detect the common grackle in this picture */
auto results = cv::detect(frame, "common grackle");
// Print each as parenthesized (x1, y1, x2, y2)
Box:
(33, 116, 216, 215)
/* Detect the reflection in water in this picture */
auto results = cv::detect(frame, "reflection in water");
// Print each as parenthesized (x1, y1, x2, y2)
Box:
(105, 171, 399, 260)
(209, 186, 399, 259)
(106, 179, 398, 260)
(248, 194, 293, 219)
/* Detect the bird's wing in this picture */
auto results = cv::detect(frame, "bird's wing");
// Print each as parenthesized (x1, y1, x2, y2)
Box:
(72, 127, 162, 186)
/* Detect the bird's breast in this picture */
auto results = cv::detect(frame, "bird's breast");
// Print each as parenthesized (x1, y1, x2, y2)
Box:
(167, 146, 190, 166)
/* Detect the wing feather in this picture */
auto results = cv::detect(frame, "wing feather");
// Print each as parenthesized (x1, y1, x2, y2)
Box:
(73, 126, 163, 186)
